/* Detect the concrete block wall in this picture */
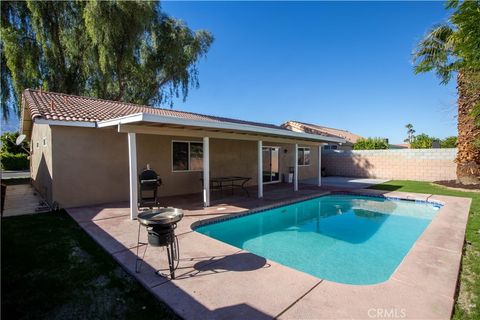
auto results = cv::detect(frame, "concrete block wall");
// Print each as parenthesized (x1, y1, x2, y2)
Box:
(322, 148, 457, 181)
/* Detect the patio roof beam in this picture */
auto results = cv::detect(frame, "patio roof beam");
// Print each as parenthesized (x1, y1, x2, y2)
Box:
(258, 140, 263, 198)
(117, 124, 324, 146)
(318, 145, 322, 187)
(294, 143, 298, 192)
(203, 137, 210, 207)
(128, 132, 138, 220)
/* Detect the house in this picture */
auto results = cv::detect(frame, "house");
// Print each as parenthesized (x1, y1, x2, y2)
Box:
(281, 120, 363, 150)
(21, 89, 345, 219)
(389, 143, 410, 149)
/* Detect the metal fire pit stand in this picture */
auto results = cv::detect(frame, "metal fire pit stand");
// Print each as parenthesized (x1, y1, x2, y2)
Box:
(135, 208, 183, 279)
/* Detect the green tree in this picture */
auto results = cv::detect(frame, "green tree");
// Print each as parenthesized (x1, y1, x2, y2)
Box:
(353, 137, 389, 150)
(0, 1, 213, 119)
(410, 133, 439, 149)
(0, 131, 29, 155)
(413, 0, 480, 184)
(404, 123, 416, 143)
(0, 131, 29, 170)
(441, 136, 458, 148)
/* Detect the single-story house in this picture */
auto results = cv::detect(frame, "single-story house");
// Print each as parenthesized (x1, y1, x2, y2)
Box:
(21, 89, 345, 219)
(281, 120, 363, 150)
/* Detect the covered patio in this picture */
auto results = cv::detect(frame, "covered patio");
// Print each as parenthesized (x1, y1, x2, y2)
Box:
(97, 112, 345, 219)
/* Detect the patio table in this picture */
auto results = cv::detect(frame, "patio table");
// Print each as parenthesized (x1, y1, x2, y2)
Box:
(201, 176, 251, 197)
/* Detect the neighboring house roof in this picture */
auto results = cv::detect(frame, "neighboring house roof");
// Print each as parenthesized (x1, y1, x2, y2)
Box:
(281, 120, 364, 145)
(21, 89, 346, 144)
(389, 143, 410, 149)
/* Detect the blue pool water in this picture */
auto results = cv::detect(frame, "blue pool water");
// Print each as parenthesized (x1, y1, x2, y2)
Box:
(195, 195, 441, 285)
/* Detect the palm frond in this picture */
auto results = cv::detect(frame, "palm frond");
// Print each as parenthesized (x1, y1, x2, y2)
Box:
(413, 24, 460, 84)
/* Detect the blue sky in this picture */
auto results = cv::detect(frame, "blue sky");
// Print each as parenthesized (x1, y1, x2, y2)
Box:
(3, 1, 457, 143)
(160, 0, 457, 144)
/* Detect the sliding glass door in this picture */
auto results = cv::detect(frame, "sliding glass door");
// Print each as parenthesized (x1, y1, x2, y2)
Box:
(262, 146, 280, 184)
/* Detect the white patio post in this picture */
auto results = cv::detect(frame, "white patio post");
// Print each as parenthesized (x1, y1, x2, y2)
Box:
(294, 143, 299, 191)
(317, 144, 322, 187)
(203, 137, 210, 207)
(258, 140, 263, 198)
(128, 132, 138, 220)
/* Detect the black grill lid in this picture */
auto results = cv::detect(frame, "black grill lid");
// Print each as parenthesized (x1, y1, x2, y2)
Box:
(137, 208, 184, 226)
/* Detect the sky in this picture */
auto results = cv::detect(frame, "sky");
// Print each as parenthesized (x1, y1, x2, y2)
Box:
(3, 1, 458, 144)
(161, 0, 457, 144)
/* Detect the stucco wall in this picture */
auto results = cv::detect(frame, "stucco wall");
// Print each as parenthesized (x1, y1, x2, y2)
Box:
(135, 137, 320, 195)
(33, 125, 322, 208)
(30, 123, 53, 204)
(51, 126, 129, 208)
(322, 149, 457, 181)
(278, 144, 320, 181)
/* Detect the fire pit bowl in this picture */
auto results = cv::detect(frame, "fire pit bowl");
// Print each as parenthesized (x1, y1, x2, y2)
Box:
(138, 208, 184, 247)
(135, 207, 184, 278)
(137, 207, 184, 226)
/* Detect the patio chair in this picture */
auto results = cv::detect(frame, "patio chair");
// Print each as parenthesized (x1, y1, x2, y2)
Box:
(138, 169, 162, 208)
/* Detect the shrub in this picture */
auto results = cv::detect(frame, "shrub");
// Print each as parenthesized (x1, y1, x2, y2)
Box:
(1, 132, 29, 155)
(1, 152, 29, 170)
(410, 133, 439, 149)
(440, 136, 457, 148)
(353, 137, 389, 150)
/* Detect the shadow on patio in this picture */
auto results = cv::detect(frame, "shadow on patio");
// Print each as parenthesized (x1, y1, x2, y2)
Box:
(66, 183, 336, 319)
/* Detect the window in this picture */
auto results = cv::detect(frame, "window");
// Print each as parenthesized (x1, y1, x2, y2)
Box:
(323, 144, 338, 150)
(172, 141, 203, 171)
(43, 137, 47, 147)
(298, 147, 311, 166)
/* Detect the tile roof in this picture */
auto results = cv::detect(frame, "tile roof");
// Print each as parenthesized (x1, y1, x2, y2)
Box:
(281, 120, 364, 144)
(22, 89, 286, 130)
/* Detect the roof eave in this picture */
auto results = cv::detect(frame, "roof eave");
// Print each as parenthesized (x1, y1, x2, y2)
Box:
(98, 112, 346, 144)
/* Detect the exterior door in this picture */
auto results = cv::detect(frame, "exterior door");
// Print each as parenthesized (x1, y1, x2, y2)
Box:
(262, 147, 280, 183)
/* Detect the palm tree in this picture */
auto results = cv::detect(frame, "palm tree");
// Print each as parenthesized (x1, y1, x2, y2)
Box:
(404, 123, 415, 143)
(413, 1, 480, 184)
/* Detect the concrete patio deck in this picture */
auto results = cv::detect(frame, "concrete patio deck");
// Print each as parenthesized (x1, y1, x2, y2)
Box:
(302, 176, 389, 189)
(67, 183, 471, 320)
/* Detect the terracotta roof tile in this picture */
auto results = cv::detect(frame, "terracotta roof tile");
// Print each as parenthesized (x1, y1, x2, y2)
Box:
(23, 89, 286, 131)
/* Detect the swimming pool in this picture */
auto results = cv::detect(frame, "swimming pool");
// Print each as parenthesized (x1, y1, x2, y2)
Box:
(195, 194, 442, 285)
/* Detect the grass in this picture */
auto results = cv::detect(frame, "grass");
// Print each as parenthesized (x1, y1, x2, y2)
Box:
(369, 180, 479, 320)
(1, 211, 179, 320)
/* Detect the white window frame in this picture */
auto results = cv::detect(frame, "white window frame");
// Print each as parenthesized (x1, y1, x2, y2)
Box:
(171, 140, 204, 172)
(298, 147, 311, 167)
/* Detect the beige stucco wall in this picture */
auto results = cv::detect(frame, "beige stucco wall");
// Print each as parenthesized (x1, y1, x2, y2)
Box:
(30, 123, 53, 204)
(51, 126, 129, 208)
(278, 144, 320, 181)
(136, 137, 319, 195)
(31, 124, 323, 208)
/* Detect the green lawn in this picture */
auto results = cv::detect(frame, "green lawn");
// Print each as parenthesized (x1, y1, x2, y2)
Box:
(369, 180, 479, 320)
(1, 211, 179, 320)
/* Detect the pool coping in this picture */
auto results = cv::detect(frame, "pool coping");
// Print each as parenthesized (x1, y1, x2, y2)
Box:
(191, 190, 444, 230)
(190, 189, 472, 319)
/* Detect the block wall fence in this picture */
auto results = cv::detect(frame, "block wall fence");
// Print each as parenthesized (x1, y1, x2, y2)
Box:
(322, 148, 457, 182)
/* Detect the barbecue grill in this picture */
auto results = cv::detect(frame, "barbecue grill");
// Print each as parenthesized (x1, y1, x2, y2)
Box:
(135, 208, 184, 279)
(138, 169, 162, 208)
